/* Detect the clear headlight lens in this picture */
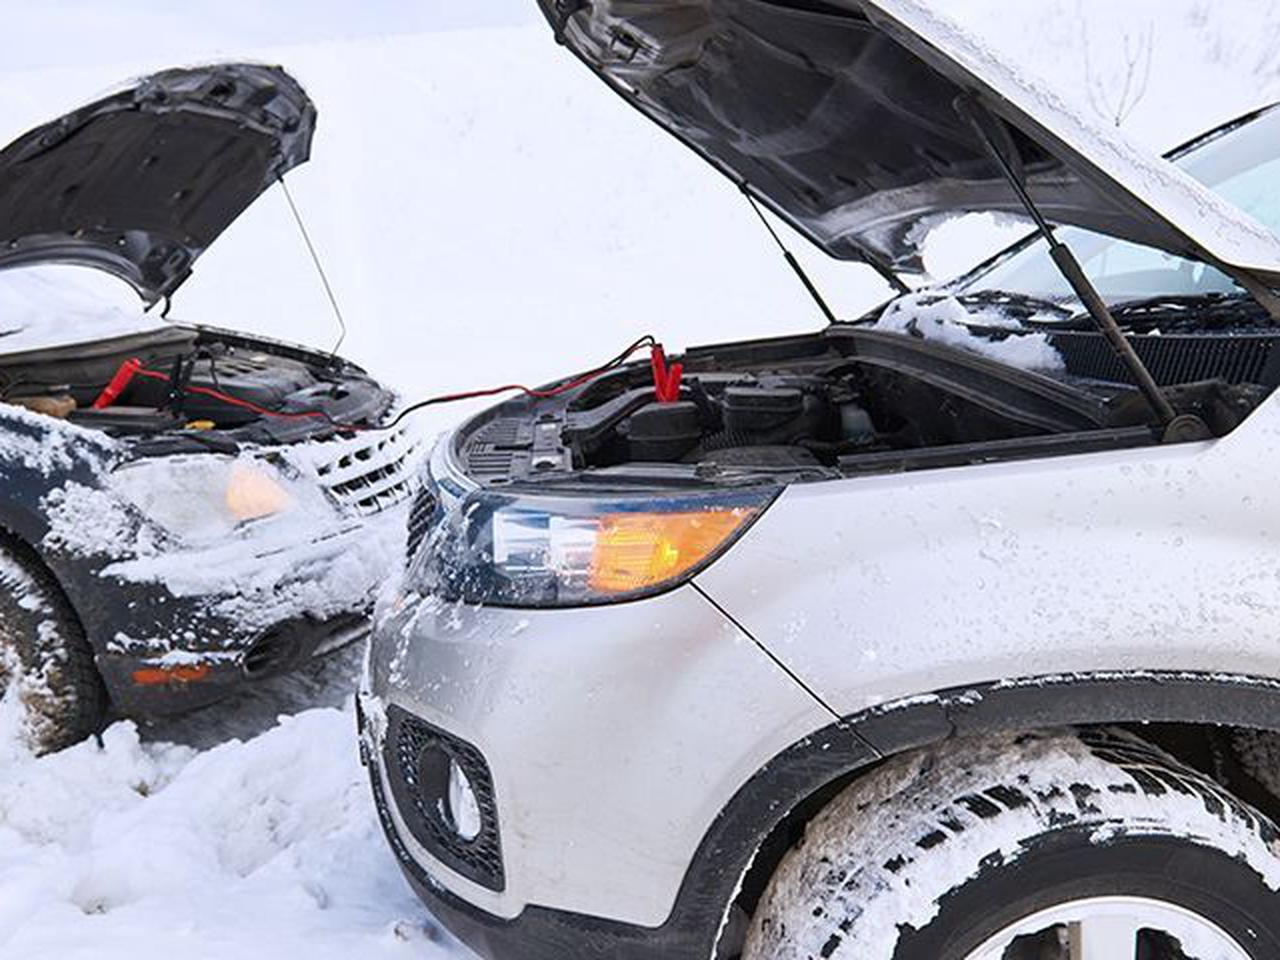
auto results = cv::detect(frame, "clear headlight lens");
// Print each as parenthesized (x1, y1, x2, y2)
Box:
(112, 455, 303, 543)
(411, 486, 775, 607)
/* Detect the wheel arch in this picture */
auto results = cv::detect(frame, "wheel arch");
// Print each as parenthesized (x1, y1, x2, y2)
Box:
(0, 499, 51, 551)
(0, 517, 98, 666)
(358, 673, 1280, 960)
(684, 671, 1280, 957)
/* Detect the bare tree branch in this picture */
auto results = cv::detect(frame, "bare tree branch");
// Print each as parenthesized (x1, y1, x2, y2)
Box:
(1077, 4, 1156, 128)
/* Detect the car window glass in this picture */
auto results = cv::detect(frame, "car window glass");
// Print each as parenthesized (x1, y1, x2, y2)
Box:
(966, 109, 1280, 305)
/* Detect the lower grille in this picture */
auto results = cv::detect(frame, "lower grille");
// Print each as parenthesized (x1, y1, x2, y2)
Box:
(384, 704, 505, 892)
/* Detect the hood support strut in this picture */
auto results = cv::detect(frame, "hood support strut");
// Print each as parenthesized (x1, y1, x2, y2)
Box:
(957, 97, 1179, 430)
(742, 184, 839, 323)
(740, 182, 910, 322)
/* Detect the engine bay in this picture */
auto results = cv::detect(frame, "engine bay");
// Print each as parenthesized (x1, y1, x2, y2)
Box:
(0, 324, 393, 447)
(455, 326, 1273, 486)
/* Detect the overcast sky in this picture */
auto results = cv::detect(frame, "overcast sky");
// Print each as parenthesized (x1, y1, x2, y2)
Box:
(0, 1, 539, 72)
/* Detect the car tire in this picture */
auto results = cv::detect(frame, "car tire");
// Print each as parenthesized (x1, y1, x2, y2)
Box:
(742, 728, 1280, 960)
(0, 535, 107, 753)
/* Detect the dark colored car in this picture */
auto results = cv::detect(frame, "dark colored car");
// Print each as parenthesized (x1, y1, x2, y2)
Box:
(0, 63, 417, 753)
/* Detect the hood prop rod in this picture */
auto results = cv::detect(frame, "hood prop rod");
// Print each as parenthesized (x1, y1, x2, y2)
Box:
(741, 184, 839, 323)
(280, 175, 349, 365)
(957, 98, 1181, 433)
(740, 183, 911, 307)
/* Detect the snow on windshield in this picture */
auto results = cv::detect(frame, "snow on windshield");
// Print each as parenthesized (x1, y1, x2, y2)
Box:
(874, 292, 1065, 371)
(0, 266, 166, 355)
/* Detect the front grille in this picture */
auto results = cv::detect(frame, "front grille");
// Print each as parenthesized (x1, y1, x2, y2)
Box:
(405, 485, 439, 561)
(314, 428, 420, 516)
(384, 704, 505, 892)
(1048, 331, 1280, 387)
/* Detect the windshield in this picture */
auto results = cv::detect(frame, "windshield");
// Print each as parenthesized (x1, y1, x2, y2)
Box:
(966, 108, 1280, 306)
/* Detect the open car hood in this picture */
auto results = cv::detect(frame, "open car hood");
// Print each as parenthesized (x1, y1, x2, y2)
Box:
(539, 0, 1280, 286)
(0, 63, 314, 304)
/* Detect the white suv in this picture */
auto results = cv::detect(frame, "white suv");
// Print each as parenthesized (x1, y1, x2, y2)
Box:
(361, 2, 1280, 958)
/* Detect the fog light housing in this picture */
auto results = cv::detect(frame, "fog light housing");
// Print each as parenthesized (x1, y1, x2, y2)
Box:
(390, 705, 505, 891)
(448, 759, 483, 842)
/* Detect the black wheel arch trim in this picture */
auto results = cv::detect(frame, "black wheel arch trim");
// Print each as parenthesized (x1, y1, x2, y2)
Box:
(0, 502, 50, 552)
(700, 671, 1280, 957)
(0, 514, 98, 659)
(371, 671, 1280, 960)
(855, 672, 1280, 758)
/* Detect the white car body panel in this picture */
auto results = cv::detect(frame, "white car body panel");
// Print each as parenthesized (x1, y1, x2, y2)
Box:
(366, 584, 831, 926)
(368, 6, 1280, 955)
(372, 390, 1280, 929)
(697, 391, 1280, 715)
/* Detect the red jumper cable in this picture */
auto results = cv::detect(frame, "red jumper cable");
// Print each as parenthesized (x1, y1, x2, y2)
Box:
(649, 343, 684, 403)
(88, 334, 678, 430)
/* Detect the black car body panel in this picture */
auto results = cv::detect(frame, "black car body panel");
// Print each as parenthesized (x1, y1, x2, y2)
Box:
(0, 326, 414, 716)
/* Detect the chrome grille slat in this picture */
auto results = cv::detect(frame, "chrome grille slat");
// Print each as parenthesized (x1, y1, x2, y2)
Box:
(310, 428, 421, 517)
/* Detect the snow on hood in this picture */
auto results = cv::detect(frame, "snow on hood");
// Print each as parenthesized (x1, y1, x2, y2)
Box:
(0, 266, 166, 355)
(874, 291, 1064, 371)
(542, 0, 1280, 285)
(0, 398, 118, 477)
(868, 0, 1280, 276)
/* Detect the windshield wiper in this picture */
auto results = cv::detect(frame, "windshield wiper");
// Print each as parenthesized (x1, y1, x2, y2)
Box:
(1093, 292, 1270, 333)
(956, 289, 1076, 322)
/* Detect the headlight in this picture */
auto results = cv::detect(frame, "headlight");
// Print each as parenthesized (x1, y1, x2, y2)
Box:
(410, 486, 776, 607)
(112, 455, 310, 543)
(225, 461, 293, 522)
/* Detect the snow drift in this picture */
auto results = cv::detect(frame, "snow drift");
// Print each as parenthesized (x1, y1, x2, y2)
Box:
(0, 695, 461, 960)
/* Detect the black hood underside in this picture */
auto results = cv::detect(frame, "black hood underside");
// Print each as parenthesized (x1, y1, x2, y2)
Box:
(0, 63, 315, 303)
(540, 0, 1280, 285)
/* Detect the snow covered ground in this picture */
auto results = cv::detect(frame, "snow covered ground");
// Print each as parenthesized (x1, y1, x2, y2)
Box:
(0, 661, 462, 960)
(5, 3, 1280, 958)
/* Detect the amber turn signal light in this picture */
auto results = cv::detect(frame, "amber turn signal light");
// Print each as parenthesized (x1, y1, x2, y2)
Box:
(132, 664, 212, 686)
(588, 508, 758, 595)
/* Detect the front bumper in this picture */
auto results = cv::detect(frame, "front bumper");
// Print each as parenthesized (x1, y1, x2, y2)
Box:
(362, 584, 832, 957)
(360, 698, 717, 960)
(60, 502, 406, 716)
(101, 610, 370, 715)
